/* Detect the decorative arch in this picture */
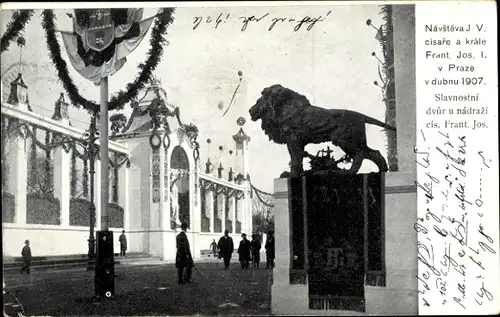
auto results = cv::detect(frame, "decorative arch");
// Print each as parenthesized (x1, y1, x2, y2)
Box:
(170, 145, 189, 170)
(169, 145, 190, 229)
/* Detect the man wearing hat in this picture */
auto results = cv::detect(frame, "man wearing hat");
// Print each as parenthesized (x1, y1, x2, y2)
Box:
(20, 239, 32, 274)
(237, 233, 252, 269)
(265, 231, 275, 269)
(218, 230, 234, 269)
(176, 222, 193, 284)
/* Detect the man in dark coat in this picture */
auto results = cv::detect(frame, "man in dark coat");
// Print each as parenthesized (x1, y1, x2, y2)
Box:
(210, 239, 218, 257)
(250, 234, 262, 268)
(238, 233, 252, 269)
(176, 222, 193, 284)
(20, 239, 32, 274)
(265, 232, 275, 269)
(217, 230, 234, 269)
(119, 230, 127, 257)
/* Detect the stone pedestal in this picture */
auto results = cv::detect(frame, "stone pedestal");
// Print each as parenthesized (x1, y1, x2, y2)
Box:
(272, 178, 365, 316)
(364, 172, 417, 315)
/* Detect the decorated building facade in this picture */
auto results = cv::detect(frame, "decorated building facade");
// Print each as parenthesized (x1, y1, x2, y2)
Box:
(1, 74, 253, 261)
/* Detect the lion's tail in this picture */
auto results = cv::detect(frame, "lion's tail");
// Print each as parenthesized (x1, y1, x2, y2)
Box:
(361, 114, 396, 131)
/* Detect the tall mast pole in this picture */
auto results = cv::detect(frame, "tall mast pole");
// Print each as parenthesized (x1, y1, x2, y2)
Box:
(100, 76, 109, 231)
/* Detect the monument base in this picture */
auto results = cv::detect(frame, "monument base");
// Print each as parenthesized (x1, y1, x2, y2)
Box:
(365, 171, 418, 315)
(271, 172, 417, 316)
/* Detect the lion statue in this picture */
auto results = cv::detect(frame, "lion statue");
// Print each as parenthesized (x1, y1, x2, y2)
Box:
(249, 84, 396, 177)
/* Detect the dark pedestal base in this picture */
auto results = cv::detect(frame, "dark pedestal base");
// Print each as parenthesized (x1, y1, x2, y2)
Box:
(95, 230, 115, 299)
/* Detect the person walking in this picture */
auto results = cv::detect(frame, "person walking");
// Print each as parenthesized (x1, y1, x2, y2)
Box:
(265, 231, 275, 269)
(119, 230, 127, 257)
(250, 234, 262, 269)
(238, 233, 252, 269)
(217, 230, 234, 269)
(20, 240, 32, 274)
(176, 222, 193, 284)
(210, 239, 218, 258)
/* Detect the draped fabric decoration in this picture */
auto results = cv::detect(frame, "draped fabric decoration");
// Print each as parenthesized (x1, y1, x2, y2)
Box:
(60, 9, 155, 84)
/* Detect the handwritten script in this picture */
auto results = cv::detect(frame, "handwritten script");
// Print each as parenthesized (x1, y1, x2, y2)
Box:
(192, 11, 332, 32)
(415, 130, 496, 313)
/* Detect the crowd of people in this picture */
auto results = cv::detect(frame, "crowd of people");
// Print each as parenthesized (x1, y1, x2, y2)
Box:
(214, 230, 275, 270)
(175, 225, 276, 285)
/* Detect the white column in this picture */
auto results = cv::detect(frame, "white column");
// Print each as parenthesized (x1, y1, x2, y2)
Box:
(219, 192, 226, 232)
(8, 132, 27, 225)
(93, 159, 101, 231)
(240, 195, 246, 234)
(54, 147, 70, 226)
(158, 131, 169, 261)
(229, 196, 236, 233)
(190, 165, 200, 232)
(242, 138, 252, 235)
(244, 191, 252, 235)
(118, 164, 129, 231)
(164, 148, 171, 228)
(236, 197, 243, 233)
(206, 189, 214, 232)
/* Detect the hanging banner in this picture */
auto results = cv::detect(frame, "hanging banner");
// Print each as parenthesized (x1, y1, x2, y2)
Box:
(305, 172, 381, 312)
(60, 8, 154, 84)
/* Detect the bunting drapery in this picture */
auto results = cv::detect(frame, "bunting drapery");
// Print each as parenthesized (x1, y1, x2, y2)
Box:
(59, 8, 154, 84)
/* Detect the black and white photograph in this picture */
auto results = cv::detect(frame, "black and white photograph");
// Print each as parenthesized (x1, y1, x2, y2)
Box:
(1, 1, 497, 316)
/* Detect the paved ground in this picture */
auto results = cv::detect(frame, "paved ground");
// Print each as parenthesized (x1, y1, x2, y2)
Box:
(3, 261, 273, 316)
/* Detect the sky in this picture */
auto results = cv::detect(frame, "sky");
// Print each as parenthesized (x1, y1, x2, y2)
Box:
(1, 4, 387, 194)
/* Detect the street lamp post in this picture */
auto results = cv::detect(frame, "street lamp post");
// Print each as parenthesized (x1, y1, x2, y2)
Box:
(83, 113, 99, 270)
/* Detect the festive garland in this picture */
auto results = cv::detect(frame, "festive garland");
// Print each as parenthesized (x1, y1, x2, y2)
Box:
(41, 8, 175, 113)
(70, 149, 77, 197)
(0, 9, 35, 54)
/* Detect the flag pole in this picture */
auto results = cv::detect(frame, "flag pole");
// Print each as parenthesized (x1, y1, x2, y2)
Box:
(95, 75, 115, 299)
(100, 76, 110, 232)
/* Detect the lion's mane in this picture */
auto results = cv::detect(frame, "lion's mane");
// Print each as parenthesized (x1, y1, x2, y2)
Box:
(257, 84, 312, 144)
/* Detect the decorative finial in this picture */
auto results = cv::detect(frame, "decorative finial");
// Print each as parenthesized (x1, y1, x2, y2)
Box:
(52, 92, 71, 124)
(7, 73, 30, 110)
(237, 117, 246, 126)
(205, 158, 212, 174)
(217, 163, 224, 179)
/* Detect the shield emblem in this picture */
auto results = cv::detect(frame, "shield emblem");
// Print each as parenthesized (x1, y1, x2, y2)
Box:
(85, 9, 115, 52)
(17, 85, 29, 105)
(61, 102, 69, 120)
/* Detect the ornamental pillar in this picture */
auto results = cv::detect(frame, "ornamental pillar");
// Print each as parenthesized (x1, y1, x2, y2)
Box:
(206, 189, 214, 232)
(218, 191, 226, 232)
(8, 127, 28, 225)
(229, 195, 236, 233)
(118, 162, 129, 231)
(52, 94, 71, 227)
(233, 117, 252, 235)
(54, 147, 71, 226)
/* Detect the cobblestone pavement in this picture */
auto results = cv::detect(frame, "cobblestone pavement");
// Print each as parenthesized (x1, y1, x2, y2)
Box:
(3, 262, 273, 316)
